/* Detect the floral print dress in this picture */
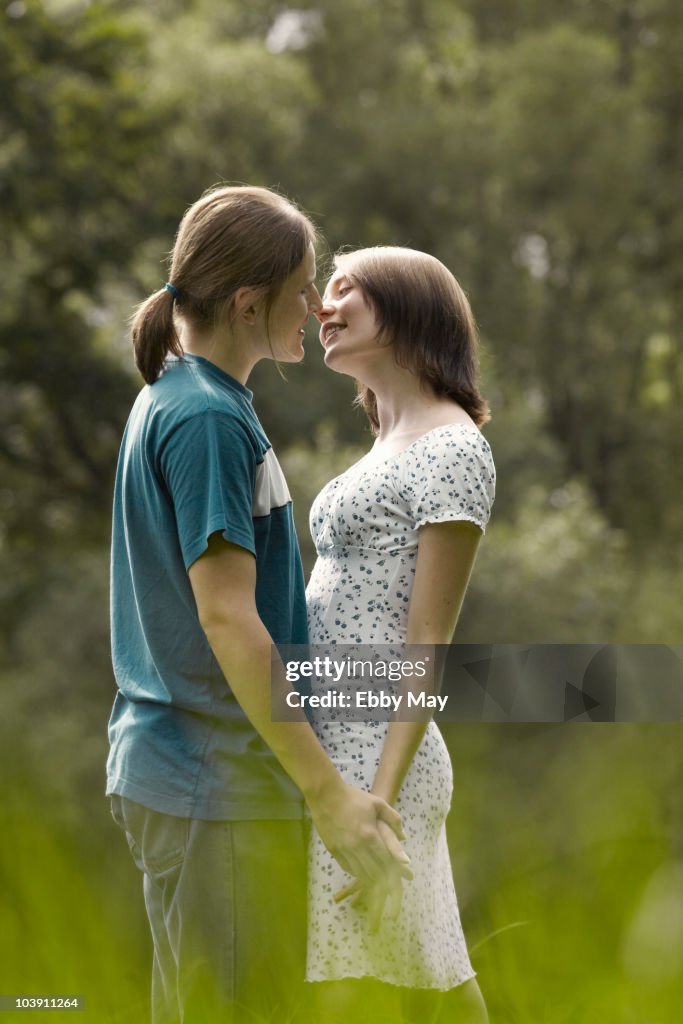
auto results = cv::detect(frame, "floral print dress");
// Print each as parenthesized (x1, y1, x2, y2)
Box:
(305, 423, 496, 989)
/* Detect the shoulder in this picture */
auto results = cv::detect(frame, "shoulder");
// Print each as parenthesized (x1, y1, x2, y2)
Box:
(398, 424, 496, 525)
(150, 358, 242, 417)
(139, 361, 264, 454)
(406, 423, 494, 476)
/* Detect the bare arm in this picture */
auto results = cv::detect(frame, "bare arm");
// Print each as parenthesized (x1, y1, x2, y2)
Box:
(335, 520, 482, 926)
(371, 519, 483, 805)
(188, 533, 411, 884)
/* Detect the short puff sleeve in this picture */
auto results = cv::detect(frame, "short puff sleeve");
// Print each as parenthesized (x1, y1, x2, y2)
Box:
(402, 428, 495, 534)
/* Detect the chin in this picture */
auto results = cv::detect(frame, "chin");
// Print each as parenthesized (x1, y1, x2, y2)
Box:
(323, 349, 353, 376)
(280, 347, 305, 364)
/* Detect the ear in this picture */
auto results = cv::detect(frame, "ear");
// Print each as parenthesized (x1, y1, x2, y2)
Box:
(232, 286, 264, 325)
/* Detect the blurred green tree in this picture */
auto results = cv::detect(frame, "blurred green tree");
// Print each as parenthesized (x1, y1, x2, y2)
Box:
(1, 0, 681, 836)
(1, 6, 681, 1020)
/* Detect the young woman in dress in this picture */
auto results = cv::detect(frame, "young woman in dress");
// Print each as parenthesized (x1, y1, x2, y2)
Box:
(306, 246, 495, 1023)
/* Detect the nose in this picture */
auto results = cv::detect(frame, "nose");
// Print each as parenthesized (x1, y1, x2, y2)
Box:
(315, 297, 334, 324)
(308, 284, 323, 314)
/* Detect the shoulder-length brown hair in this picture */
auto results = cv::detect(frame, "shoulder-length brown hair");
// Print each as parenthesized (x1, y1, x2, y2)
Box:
(333, 246, 489, 431)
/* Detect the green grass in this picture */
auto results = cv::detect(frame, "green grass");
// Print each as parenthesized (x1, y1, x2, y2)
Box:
(1, 726, 681, 1023)
(447, 725, 683, 1023)
(1, 787, 149, 1024)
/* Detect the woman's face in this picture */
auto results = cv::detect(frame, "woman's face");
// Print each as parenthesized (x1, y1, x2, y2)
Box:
(317, 268, 385, 376)
(267, 244, 321, 363)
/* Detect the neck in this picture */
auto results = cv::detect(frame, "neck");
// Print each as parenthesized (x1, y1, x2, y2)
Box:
(360, 364, 433, 440)
(177, 320, 259, 385)
(358, 360, 469, 444)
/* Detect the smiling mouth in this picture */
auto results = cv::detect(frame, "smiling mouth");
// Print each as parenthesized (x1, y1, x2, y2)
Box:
(322, 323, 346, 346)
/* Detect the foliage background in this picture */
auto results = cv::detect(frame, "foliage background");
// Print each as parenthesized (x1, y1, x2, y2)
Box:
(1, 1, 681, 1021)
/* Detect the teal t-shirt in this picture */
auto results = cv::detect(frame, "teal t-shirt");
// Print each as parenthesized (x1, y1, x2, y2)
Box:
(106, 354, 307, 820)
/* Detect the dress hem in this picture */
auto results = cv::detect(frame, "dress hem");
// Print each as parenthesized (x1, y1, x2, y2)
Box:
(304, 968, 477, 992)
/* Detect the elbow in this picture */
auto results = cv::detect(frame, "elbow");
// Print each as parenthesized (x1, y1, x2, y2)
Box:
(407, 619, 461, 647)
(196, 600, 258, 645)
(414, 631, 454, 645)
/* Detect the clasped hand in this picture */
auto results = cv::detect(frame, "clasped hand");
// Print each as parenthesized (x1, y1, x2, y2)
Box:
(334, 819, 409, 934)
(309, 780, 412, 932)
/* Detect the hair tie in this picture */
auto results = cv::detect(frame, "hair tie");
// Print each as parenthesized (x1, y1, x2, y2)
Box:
(164, 282, 179, 299)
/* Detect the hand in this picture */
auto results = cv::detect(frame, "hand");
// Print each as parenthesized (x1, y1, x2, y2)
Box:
(334, 822, 407, 933)
(308, 780, 413, 886)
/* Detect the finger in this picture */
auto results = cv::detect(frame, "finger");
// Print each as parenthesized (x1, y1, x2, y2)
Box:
(375, 801, 406, 840)
(384, 878, 403, 921)
(367, 840, 413, 883)
(330, 849, 353, 876)
(332, 843, 373, 884)
(349, 834, 396, 885)
(368, 886, 388, 935)
(376, 820, 413, 879)
(334, 880, 362, 903)
(341, 820, 410, 885)
(378, 823, 412, 866)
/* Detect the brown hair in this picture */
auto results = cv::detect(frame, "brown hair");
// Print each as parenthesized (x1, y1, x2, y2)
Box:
(333, 246, 489, 431)
(131, 185, 317, 384)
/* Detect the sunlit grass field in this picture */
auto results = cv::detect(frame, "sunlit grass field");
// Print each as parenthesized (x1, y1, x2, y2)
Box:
(2, 725, 681, 1023)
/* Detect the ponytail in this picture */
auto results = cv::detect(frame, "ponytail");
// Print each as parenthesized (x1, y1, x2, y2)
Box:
(129, 185, 317, 385)
(131, 287, 184, 385)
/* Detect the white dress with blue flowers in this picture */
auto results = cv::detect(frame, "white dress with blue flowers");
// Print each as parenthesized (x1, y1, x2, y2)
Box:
(305, 423, 496, 989)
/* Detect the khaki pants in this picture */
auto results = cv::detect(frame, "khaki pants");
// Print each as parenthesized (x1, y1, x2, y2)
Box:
(111, 796, 308, 1024)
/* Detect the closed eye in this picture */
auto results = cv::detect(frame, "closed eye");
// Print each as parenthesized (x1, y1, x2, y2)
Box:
(321, 279, 352, 304)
